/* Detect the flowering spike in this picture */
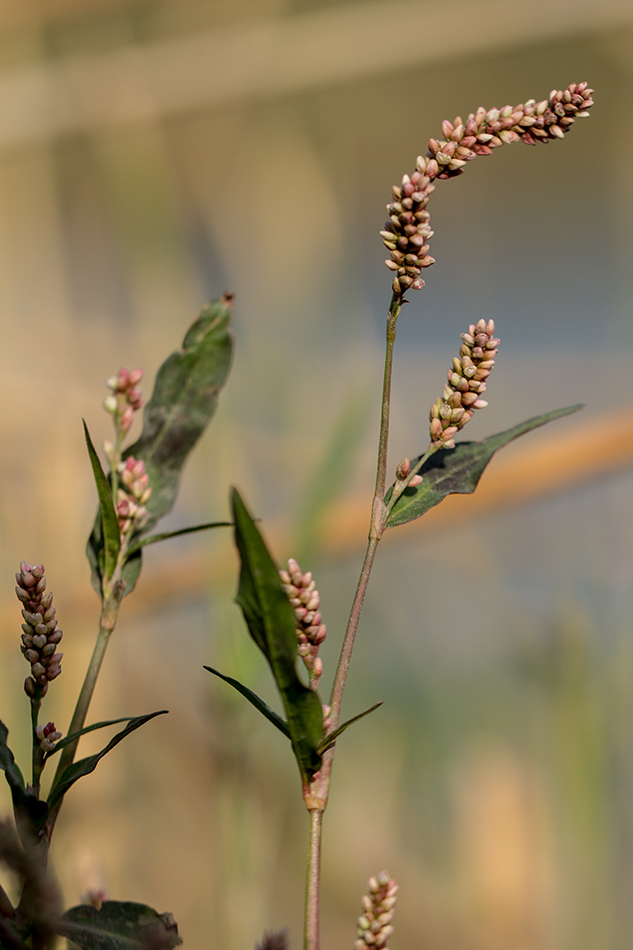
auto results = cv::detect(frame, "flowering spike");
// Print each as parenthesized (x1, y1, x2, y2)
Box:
(103, 367, 144, 442)
(355, 871, 398, 950)
(35, 722, 62, 753)
(279, 558, 327, 693)
(429, 319, 499, 448)
(383, 82, 593, 295)
(16, 563, 63, 697)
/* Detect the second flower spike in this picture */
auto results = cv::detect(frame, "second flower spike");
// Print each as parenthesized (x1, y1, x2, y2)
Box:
(429, 319, 499, 449)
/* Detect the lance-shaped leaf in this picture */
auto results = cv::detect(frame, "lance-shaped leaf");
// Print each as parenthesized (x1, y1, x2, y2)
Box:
(47, 711, 167, 809)
(84, 421, 121, 585)
(86, 297, 234, 597)
(232, 489, 324, 780)
(0, 721, 48, 836)
(317, 701, 383, 754)
(386, 405, 583, 529)
(59, 901, 181, 950)
(127, 521, 232, 556)
(45, 716, 150, 757)
(124, 296, 234, 534)
(204, 666, 291, 739)
(0, 721, 25, 796)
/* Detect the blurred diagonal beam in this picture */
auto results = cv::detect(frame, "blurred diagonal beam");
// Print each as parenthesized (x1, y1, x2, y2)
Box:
(0, 0, 631, 148)
(0, 410, 631, 634)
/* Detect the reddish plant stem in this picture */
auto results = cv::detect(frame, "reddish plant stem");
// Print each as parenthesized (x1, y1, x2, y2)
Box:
(303, 294, 402, 950)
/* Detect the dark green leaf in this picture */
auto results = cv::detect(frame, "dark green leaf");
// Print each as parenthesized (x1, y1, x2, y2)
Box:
(0, 721, 48, 837)
(385, 405, 583, 529)
(316, 702, 383, 753)
(84, 421, 121, 585)
(124, 297, 234, 535)
(59, 901, 181, 950)
(44, 717, 146, 757)
(47, 712, 167, 809)
(127, 521, 232, 556)
(232, 489, 323, 780)
(86, 299, 233, 598)
(0, 721, 25, 794)
(204, 666, 291, 738)
(0, 916, 30, 950)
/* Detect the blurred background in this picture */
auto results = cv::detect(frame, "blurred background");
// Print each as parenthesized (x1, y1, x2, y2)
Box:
(0, 0, 632, 948)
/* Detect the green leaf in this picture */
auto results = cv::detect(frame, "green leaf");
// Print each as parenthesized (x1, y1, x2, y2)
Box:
(204, 666, 291, 738)
(59, 901, 181, 950)
(86, 298, 233, 598)
(0, 721, 25, 794)
(231, 489, 324, 780)
(385, 405, 583, 529)
(124, 297, 234, 535)
(84, 421, 121, 584)
(0, 721, 48, 837)
(127, 521, 232, 556)
(316, 701, 383, 754)
(44, 716, 147, 757)
(47, 712, 167, 809)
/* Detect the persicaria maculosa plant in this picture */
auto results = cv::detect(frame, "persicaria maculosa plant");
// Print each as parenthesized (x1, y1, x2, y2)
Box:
(206, 81, 593, 950)
(0, 82, 592, 950)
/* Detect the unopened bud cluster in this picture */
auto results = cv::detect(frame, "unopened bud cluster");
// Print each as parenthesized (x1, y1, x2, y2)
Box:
(103, 367, 144, 435)
(355, 871, 398, 950)
(430, 319, 499, 448)
(382, 82, 593, 295)
(394, 458, 422, 489)
(36, 721, 62, 753)
(279, 558, 327, 690)
(116, 456, 152, 535)
(16, 563, 63, 698)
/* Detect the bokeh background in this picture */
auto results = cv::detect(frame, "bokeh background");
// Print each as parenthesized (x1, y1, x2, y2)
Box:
(1, 1, 633, 948)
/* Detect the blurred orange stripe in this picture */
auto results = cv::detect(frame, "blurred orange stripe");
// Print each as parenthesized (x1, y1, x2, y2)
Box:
(0, 411, 631, 633)
(323, 411, 633, 549)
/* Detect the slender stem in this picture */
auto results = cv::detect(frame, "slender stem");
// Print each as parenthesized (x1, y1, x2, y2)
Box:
(29, 699, 40, 794)
(302, 294, 403, 950)
(47, 578, 125, 832)
(304, 809, 323, 950)
(373, 296, 401, 505)
(328, 293, 401, 729)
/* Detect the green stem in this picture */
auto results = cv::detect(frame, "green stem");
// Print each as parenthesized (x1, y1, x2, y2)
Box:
(47, 576, 126, 832)
(328, 292, 401, 728)
(304, 808, 323, 950)
(302, 293, 403, 950)
(29, 699, 41, 796)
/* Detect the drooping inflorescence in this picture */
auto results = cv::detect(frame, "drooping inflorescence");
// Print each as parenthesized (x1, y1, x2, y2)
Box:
(16, 563, 63, 699)
(355, 871, 398, 950)
(381, 82, 594, 296)
(429, 319, 499, 448)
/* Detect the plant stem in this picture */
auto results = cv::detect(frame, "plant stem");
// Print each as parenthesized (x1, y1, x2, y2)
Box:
(304, 809, 323, 950)
(47, 577, 125, 832)
(328, 292, 401, 728)
(302, 293, 403, 949)
(29, 699, 41, 795)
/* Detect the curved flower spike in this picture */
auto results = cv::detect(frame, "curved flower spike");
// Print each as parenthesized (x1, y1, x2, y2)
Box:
(382, 82, 594, 295)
